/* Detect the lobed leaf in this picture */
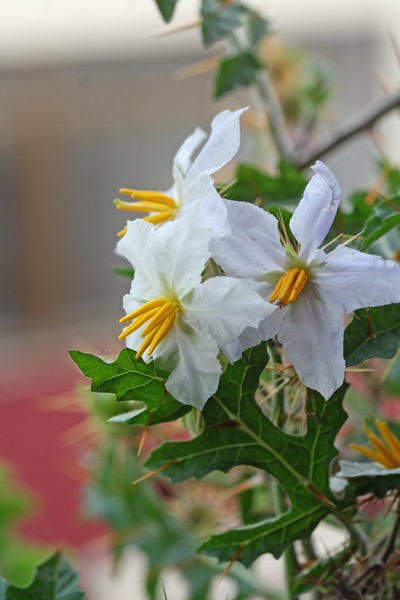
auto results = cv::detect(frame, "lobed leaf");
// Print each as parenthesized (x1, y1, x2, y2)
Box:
(70, 349, 191, 426)
(145, 344, 348, 567)
(153, 0, 180, 22)
(344, 303, 400, 367)
(0, 553, 85, 600)
(361, 196, 400, 250)
(214, 51, 262, 98)
(227, 160, 307, 206)
(201, 0, 248, 46)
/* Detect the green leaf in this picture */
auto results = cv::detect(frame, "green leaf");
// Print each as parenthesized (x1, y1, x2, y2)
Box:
(227, 160, 307, 206)
(214, 51, 261, 98)
(201, 0, 248, 46)
(246, 11, 269, 46)
(70, 349, 191, 426)
(344, 303, 400, 367)
(144, 344, 348, 567)
(0, 553, 85, 600)
(361, 196, 400, 250)
(153, 0, 179, 22)
(111, 266, 135, 280)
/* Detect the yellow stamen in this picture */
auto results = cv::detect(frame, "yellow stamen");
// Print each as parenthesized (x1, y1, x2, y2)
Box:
(351, 420, 400, 469)
(121, 298, 168, 323)
(269, 268, 308, 307)
(119, 297, 181, 359)
(114, 200, 176, 213)
(119, 189, 176, 207)
(117, 225, 127, 238)
(142, 212, 175, 225)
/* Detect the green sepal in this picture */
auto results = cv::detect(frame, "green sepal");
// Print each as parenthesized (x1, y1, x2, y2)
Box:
(344, 303, 400, 367)
(0, 553, 85, 600)
(69, 349, 191, 426)
(144, 344, 348, 567)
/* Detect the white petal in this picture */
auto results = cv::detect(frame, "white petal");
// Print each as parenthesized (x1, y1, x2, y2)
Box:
(179, 173, 227, 235)
(210, 200, 286, 278)
(223, 308, 284, 362)
(338, 460, 400, 478)
(186, 108, 247, 184)
(140, 202, 213, 298)
(117, 219, 162, 298)
(183, 276, 277, 347)
(290, 161, 341, 259)
(162, 325, 222, 409)
(278, 286, 345, 399)
(315, 244, 400, 313)
(173, 127, 207, 180)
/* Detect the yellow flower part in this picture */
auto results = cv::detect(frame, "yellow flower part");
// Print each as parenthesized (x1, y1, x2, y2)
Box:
(114, 189, 179, 233)
(269, 268, 308, 307)
(119, 297, 181, 359)
(351, 420, 400, 469)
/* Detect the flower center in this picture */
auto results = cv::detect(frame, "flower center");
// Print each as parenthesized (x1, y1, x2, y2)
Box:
(114, 189, 178, 236)
(269, 268, 308, 308)
(119, 297, 181, 359)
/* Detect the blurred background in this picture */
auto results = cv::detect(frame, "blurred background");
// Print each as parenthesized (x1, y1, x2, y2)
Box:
(1, 0, 400, 598)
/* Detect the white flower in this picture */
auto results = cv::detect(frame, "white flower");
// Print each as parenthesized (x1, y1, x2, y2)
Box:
(116, 204, 274, 409)
(114, 108, 246, 233)
(208, 161, 400, 399)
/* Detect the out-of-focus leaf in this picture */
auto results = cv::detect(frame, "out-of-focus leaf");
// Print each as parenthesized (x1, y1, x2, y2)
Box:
(226, 160, 307, 206)
(214, 52, 261, 98)
(70, 349, 191, 426)
(246, 11, 269, 46)
(361, 196, 400, 250)
(201, 0, 248, 46)
(111, 266, 135, 280)
(0, 553, 85, 600)
(344, 304, 400, 367)
(145, 344, 348, 567)
(154, 0, 180, 22)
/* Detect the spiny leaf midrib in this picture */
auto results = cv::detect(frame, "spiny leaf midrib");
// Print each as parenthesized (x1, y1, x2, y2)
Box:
(205, 504, 324, 549)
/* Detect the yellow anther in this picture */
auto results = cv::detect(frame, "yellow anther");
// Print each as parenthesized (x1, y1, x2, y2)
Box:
(351, 420, 400, 469)
(119, 297, 181, 358)
(114, 189, 179, 234)
(269, 268, 308, 307)
(119, 189, 176, 207)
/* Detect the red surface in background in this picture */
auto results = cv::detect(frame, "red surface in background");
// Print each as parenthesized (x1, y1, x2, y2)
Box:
(0, 349, 105, 547)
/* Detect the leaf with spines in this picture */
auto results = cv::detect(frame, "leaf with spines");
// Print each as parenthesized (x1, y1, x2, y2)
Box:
(144, 344, 348, 567)
(70, 349, 191, 426)
(0, 553, 85, 600)
(344, 303, 400, 367)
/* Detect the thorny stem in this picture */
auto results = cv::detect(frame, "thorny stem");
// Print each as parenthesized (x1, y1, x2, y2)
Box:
(294, 88, 400, 169)
(382, 494, 400, 564)
(268, 342, 298, 600)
